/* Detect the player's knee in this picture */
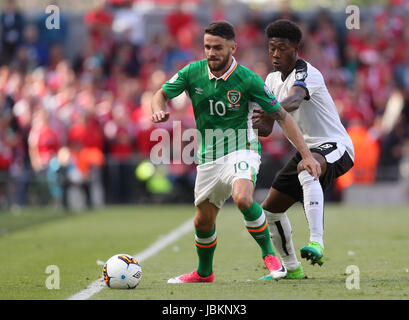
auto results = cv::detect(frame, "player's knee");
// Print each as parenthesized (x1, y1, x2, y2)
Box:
(297, 161, 305, 174)
(261, 189, 295, 213)
(261, 201, 281, 213)
(193, 215, 214, 233)
(261, 200, 272, 212)
(233, 193, 253, 211)
(297, 154, 326, 175)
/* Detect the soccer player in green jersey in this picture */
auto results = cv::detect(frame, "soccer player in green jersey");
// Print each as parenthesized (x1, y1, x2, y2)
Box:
(151, 20, 320, 283)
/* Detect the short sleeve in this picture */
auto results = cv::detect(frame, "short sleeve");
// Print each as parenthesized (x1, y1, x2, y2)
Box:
(303, 67, 324, 98)
(162, 64, 190, 99)
(293, 59, 310, 100)
(248, 73, 281, 114)
(265, 73, 275, 95)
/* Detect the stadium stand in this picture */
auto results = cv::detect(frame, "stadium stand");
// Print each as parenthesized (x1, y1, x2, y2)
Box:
(0, 0, 408, 209)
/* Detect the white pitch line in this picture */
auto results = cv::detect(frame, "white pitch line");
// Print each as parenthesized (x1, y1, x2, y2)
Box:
(67, 217, 194, 300)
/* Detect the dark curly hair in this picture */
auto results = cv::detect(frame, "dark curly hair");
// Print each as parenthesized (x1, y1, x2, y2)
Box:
(265, 19, 302, 44)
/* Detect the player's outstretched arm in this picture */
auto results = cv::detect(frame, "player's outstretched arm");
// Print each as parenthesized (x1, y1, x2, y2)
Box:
(271, 107, 321, 179)
(151, 88, 170, 123)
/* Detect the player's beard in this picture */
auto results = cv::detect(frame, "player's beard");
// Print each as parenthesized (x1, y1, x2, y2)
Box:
(207, 54, 230, 73)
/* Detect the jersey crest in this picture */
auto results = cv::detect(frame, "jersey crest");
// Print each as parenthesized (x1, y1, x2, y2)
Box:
(227, 90, 241, 105)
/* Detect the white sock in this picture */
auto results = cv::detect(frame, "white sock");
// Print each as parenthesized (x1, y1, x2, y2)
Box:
(265, 210, 299, 270)
(298, 170, 324, 248)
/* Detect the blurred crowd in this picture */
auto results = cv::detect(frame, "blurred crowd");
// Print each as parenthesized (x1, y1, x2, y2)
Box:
(0, 0, 408, 210)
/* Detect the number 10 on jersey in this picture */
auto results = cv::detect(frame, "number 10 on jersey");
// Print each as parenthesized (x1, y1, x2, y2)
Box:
(209, 100, 226, 116)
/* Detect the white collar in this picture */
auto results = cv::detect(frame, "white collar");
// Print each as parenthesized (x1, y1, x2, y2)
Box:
(208, 56, 238, 81)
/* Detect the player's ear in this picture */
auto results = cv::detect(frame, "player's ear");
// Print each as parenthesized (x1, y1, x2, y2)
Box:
(231, 41, 237, 55)
(293, 42, 300, 55)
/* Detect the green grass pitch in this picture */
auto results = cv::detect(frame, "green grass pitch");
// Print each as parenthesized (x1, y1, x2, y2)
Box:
(0, 204, 408, 300)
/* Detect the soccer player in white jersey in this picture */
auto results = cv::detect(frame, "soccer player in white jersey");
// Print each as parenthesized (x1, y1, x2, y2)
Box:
(151, 21, 321, 283)
(253, 20, 355, 279)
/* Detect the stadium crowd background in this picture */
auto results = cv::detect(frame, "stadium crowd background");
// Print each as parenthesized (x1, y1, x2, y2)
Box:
(0, 0, 408, 211)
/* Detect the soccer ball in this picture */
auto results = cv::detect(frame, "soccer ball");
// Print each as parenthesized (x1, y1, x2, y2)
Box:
(103, 254, 142, 289)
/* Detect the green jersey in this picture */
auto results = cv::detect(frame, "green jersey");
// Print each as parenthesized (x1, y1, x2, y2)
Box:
(162, 57, 281, 164)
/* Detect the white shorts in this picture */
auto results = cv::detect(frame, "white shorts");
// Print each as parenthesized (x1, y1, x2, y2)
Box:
(194, 150, 261, 208)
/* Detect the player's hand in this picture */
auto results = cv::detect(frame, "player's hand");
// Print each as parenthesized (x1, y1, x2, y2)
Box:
(252, 109, 275, 137)
(151, 111, 170, 123)
(302, 156, 321, 180)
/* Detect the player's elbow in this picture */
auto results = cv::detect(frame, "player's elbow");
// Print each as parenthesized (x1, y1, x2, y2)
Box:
(255, 127, 272, 137)
(152, 88, 167, 102)
(252, 120, 273, 137)
(157, 88, 169, 101)
(281, 96, 302, 112)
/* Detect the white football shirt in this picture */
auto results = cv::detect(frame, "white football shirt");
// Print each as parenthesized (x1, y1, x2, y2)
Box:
(265, 61, 355, 161)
